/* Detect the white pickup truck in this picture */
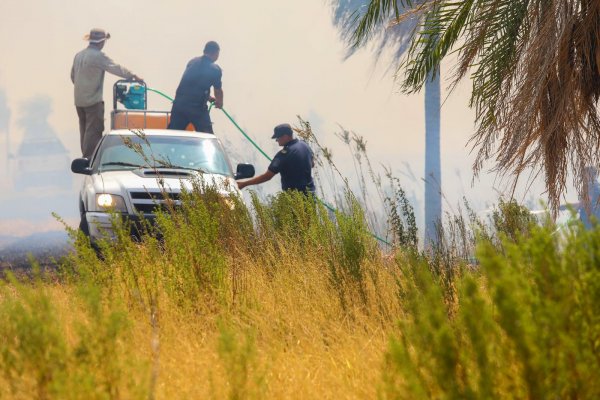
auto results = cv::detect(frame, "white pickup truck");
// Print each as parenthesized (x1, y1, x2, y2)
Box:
(71, 127, 255, 243)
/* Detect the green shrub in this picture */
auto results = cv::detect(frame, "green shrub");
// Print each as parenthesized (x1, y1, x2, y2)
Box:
(215, 321, 264, 400)
(0, 270, 67, 398)
(382, 221, 600, 399)
(0, 267, 146, 399)
(326, 194, 378, 308)
(492, 198, 538, 244)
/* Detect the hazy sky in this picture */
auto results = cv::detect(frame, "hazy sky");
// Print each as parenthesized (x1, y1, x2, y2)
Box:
(0, 0, 574, 236)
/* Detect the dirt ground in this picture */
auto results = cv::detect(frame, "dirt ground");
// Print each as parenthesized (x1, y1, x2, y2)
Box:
(0, 230, 71, 276)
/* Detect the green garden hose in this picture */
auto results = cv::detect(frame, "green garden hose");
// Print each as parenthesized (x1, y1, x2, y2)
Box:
(147, 87, 392, 246)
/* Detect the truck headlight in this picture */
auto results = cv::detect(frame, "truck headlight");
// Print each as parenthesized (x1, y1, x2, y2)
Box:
(96, 194, 127, 212)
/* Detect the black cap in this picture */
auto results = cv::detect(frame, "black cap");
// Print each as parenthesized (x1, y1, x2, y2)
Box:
(272, 123, 293, 139)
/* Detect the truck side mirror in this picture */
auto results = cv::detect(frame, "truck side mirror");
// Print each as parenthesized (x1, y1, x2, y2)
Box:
(71, 158, 92, 175)
(234, 163, 255, 180)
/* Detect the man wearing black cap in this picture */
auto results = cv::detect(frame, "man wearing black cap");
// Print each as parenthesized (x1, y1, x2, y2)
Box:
(237, 123, 315, 194)
(168, 41, 223, 133)
(71, 28, 142, 159)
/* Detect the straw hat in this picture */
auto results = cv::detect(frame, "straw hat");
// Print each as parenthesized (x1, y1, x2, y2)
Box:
(83, 28, 111, 43)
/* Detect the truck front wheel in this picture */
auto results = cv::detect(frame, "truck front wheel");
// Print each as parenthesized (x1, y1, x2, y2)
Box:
(79, 214, 90, 237)
(79, 199, 90, 237)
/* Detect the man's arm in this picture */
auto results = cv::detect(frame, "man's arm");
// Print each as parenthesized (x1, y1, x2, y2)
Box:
(211, 66, 223, 108)
(237, 170, 275, 190)
(213, 88, 224, 109)
(70, 63, 75, 83)
(97, 52, 143, 81)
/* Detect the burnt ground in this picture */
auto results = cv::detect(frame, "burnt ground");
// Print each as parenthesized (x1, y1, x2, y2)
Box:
(0, 230, 72, 277)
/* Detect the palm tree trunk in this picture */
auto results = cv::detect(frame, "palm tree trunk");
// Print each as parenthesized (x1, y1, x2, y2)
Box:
(424, 70, 441, 248)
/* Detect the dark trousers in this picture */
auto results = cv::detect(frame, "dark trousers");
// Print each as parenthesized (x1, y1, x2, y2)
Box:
(76, 101, 104, 160)
(168, 101, 213, 134)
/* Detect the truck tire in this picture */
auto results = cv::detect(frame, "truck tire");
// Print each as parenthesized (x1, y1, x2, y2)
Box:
(79, 209, 104, 259)
(79, 199, 90, 237)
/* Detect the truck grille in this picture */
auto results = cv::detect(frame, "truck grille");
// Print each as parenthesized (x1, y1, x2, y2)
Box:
(129, 191, 181, 214)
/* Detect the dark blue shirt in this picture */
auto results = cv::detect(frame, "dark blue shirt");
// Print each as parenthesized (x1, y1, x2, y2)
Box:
(174, 56, 222, 108)
(268, 139, 315, 193)
(579, 177, 600, 229)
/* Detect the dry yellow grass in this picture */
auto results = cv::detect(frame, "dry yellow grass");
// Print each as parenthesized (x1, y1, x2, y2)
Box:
(0, 250, 402, 399)
(147, 253, 401, 399)
(3, 199, 600, 399)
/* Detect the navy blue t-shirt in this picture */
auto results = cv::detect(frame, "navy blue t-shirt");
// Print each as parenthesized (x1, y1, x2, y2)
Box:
(174, 55, 222, 108)
(268, 139, 315, 193)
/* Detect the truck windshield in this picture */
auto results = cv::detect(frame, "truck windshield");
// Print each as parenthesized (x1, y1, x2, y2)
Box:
(95, 135, 232, 176)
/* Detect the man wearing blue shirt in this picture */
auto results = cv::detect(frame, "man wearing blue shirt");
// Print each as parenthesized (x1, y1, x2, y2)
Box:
(238, 123, 315, 194)
(579, 166, 600, 228)
(168, 41, 223, 133)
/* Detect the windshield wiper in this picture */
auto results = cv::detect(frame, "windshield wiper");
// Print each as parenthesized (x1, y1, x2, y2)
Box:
(101, 161, 144, 168)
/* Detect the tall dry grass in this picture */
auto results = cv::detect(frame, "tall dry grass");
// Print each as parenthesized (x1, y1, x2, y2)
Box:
(1, 185, 405, 399)
(1, 184, 600, 399)
(1, 122, 599, 398)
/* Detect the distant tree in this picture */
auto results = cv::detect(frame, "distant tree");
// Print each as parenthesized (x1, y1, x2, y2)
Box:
(331, 0, 442, 246)
(0, 89, 11, 173)
(350, 0, 600, 213)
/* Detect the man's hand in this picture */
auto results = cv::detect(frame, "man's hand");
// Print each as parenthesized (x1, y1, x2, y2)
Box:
(237, 170, 275, 190)
(208, 96, 222, 109)
(208, 96, 223, 109)
(132, 75, 144, 82)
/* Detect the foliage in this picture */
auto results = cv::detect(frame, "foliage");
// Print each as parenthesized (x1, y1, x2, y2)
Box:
(345, 0, 600, 213)
(491, 198, 538, 243)
(382, 220, 600, 399)
(330, 0, 417, 65)
(0, 265, 146, 399)
(216, 321, 265, 400)
(1, 177, 599, 398)
(386, 176, 419, 251)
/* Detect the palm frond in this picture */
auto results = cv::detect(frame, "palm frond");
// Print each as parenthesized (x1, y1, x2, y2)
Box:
(330, 0, 419, 65)
(348, 0, 600, 212)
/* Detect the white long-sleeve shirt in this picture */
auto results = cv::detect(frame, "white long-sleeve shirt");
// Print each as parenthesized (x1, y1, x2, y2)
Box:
(71, 46, 135, 107)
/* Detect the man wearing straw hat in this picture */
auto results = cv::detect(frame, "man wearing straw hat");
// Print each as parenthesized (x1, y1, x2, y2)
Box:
(71, 28, 143, 159)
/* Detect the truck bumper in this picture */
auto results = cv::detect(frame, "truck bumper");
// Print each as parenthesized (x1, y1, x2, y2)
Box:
(86, 212, 157, 242)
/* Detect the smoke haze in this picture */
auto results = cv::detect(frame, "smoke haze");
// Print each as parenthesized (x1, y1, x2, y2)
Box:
(0, 0, 573, 243)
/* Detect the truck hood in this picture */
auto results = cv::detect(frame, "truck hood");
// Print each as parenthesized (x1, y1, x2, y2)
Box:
(95, 168, 238, 195)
